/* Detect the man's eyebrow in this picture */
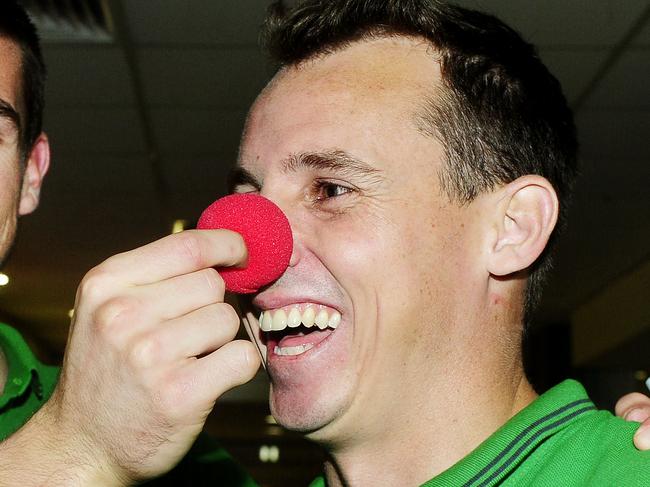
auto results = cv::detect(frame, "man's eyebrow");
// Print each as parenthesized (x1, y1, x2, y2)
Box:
(227, 166, 261, 193)
(283, 150, 382, 181)
(228, 149, 383, 193)
(0, 98, 20, 131)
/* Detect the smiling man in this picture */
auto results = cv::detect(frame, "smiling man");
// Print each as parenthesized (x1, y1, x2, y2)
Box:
(2, 0, 650, 485)
(231, 1, 650, 485)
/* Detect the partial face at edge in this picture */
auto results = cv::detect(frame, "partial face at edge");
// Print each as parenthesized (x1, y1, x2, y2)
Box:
(0, 37, 26, 265)
(236, 37, 489, 443)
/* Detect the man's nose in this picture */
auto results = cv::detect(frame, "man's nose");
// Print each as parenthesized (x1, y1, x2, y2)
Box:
(262, 194, 304, 269)
(288, 231, 304, 268)
(283, 208, 305, 269)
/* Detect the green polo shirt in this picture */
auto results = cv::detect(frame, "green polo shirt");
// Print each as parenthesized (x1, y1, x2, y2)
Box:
(0, 322, 59, 440)
(310, 379, 648, 486)
(0, 323, 258, 486)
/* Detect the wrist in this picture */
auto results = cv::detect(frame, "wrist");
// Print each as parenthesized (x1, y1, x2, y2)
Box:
(0, 399, 128, 486)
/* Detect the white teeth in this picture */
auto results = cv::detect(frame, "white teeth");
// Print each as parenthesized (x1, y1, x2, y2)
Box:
(262, 311, 273, 332)
(274, 343, 314, 356)
(272, 309, 287, 331)
(258, 305, 340, 333)
(315, 309, 329, 329)
(302, 306, 315, 327)
(328, 311, 341, 329)
(287, 307, 301, 328)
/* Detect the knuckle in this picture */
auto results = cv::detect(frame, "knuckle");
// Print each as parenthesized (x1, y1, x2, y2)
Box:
(229, 232, 247, 263)
(201, 267, 225, 298)
(217, 230, 246, 266)
(79, 267, 113, 302)
(220, 305, 241, 335)
(207, 304, 239, 339)
(94, 296, 137, 341)
(175, 232, 204, 267)
(128, 335, 160, 369)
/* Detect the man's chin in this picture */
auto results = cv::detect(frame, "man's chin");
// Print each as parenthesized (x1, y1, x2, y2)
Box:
(269, 383, 347, 436)
(269, 389, 329, 433)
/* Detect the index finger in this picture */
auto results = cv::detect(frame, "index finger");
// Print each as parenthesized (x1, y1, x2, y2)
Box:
(101, 229, 247, 285)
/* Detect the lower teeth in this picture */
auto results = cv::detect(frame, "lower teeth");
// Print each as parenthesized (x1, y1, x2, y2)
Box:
(274, 343, 314, 356)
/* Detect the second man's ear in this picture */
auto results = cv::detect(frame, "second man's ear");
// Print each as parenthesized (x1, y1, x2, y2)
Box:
(19, 132, 51, 216)
(487, 175, 559, 277)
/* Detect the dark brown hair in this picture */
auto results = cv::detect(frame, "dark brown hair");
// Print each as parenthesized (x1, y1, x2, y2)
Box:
(261, 0, 578, 318)
(0, 1, 46, 160)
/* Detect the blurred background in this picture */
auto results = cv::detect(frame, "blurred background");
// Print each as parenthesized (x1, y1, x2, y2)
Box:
(0, 0, 648, 485)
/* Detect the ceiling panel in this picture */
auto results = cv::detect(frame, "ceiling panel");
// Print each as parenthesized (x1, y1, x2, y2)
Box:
(43, 45, 135, 107)
(44, 107, 147, 155)
(583, 48, 650, 108)
(138, 47, 269, 108)
(456, 0, 649, 47)
(124, 0, 269, 46)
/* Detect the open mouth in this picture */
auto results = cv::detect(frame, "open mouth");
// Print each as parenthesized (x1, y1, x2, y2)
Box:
(258, 304, 341, 357)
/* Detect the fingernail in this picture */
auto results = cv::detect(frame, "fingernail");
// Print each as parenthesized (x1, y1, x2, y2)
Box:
(625, 408, 648, 423)
(634, 423, 650, 450)
(645, 377, 650, 392)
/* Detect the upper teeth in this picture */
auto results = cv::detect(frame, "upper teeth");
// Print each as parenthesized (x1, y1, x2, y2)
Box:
(259, 305, 341, 332)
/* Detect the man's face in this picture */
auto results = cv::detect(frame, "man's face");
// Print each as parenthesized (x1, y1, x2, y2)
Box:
(238, 37, 489, 443)
(0, 37, 25, 265)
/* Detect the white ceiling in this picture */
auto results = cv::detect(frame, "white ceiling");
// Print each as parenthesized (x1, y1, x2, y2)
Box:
(1, 0, 649, 366)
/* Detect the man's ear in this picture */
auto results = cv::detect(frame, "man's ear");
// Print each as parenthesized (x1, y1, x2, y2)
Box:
(18, 132, 50, 216)
(487, 175, 559, 277)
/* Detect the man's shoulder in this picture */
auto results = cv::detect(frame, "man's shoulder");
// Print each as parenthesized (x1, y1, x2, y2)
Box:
(565, 410, 649, 469)
(518, 408, 650, 485)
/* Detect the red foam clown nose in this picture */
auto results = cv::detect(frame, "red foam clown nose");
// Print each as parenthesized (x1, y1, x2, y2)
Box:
(197, 193, 293, 294)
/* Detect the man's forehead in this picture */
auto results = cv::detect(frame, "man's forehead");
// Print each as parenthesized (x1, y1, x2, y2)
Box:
(0, 37, 22, 99)
(258, 35, 443, 114)
(0, 37, 23, 139)
(234, 35, 445, 189)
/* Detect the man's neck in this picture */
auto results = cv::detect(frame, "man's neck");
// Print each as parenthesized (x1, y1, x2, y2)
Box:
(321, 359, 537, 487)
(0, 344, 7, 395)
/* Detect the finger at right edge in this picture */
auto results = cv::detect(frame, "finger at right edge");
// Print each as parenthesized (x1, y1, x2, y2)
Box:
(98, 229, 247, 286)
(615, 392, 650, 419)
(634, 418, 650, 450)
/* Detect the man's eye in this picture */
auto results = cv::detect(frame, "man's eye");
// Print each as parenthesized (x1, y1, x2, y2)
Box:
(313, 181, 353, 200)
